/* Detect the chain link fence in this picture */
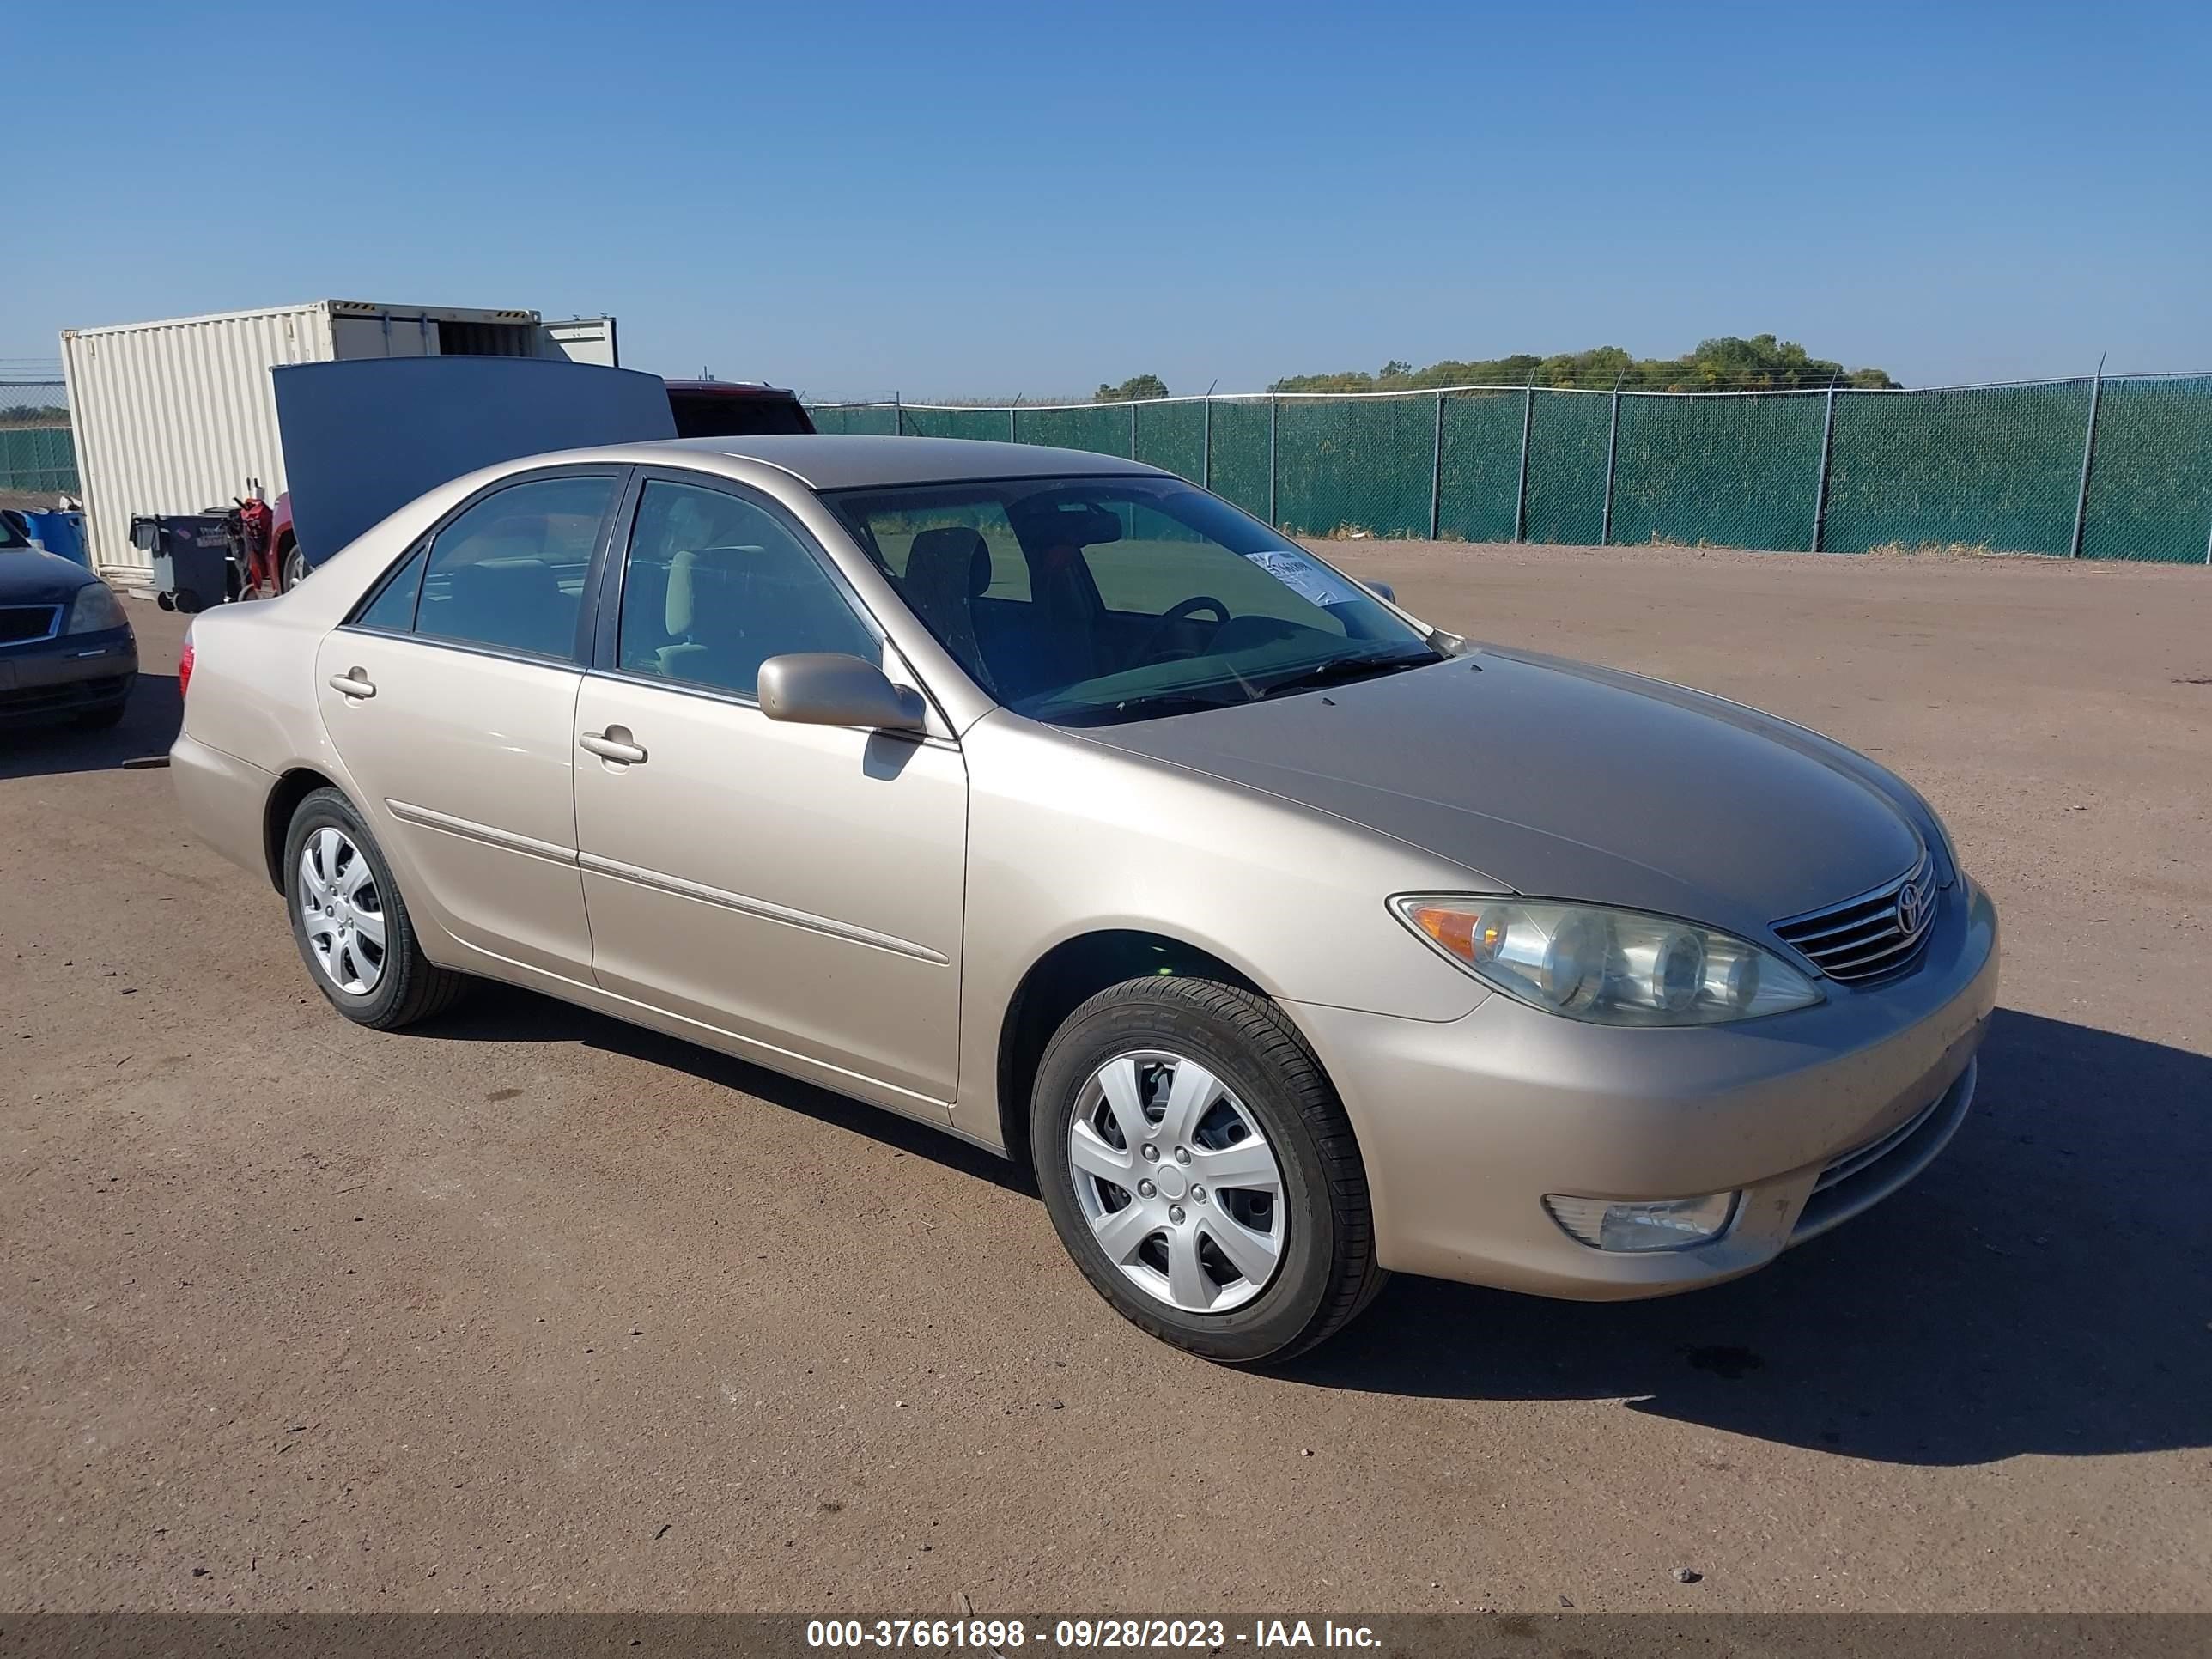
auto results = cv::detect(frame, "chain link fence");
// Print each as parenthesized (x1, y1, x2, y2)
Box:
(15, 368, 2205, 560)
(813, 373, 2212, 563)
(0, 379, 77, 495)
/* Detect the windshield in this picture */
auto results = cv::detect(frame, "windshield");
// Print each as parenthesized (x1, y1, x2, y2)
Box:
(826, 476, 1438, 725)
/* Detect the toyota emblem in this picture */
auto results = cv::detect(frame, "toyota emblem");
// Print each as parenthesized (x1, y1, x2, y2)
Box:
(1896, 880, 1924, 937)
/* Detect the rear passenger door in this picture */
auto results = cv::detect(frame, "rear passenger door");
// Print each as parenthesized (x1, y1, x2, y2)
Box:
(570, 473, 968, 1115)
(315, 468, 621, 982)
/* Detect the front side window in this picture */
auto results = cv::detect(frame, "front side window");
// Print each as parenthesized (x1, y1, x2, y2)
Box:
(410, 475, 614, 658)
(827, 477, 1437, 725)
(617, 479, 878, 699)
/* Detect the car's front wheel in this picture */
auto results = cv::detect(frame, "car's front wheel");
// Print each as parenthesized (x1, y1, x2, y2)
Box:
(281, 543, 308, 592)
(283, 787, 468, 1029)
(1031, 976, 1386, 1364)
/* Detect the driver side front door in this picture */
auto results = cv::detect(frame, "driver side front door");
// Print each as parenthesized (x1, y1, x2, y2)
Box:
(570, 474, 969, 1119)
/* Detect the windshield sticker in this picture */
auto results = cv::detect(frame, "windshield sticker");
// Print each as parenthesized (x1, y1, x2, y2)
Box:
(1243, 549, 1364, 608)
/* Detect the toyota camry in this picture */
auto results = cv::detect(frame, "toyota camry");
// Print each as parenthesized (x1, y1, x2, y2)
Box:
(170, 435, 1999, 1362)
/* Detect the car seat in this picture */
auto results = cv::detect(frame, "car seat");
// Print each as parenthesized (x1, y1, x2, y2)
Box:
(902, 526, 994, 690)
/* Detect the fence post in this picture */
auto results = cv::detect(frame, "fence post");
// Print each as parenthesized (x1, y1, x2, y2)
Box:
(1810, 383, 1838, 552)
(2069, 355, 2106, 560)
(1599, 378, 1622, 545)
(1267, 394, 1279, 528)
(1130, 400, 1139, 461)
(1513, 379, 1534, 543)
(1008, 404, 1017, 443)
(1428, 392, 1444, 540)
(1202, 397, 1212, 490)
(892, 390, 902, 437)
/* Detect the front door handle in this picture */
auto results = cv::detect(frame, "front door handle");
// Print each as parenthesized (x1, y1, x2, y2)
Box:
(580, 727, 647, 765)
(328, 669, 376, 699)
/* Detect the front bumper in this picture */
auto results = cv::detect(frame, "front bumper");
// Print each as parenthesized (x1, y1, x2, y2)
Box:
(0, 627, 137, 721)
(1291, 879, 2000, 1298)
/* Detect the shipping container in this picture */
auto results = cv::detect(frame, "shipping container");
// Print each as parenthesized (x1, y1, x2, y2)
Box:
(60, 302, 619, 584)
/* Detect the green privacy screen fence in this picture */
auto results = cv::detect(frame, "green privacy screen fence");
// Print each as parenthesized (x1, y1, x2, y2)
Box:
(0, 379, 77, 495)
(811, 373, 2212, 564)
(0, 426, 77, 494)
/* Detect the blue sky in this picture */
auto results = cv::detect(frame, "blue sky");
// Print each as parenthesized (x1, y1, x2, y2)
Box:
(13, 2, 2209, 396)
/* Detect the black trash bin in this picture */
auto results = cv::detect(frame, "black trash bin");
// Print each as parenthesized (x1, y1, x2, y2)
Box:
(131, 514, 241, 613)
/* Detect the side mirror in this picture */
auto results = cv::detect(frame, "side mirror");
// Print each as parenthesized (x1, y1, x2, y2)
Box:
(757, 653, 928, 732)
(1362, 580, 1397, 604)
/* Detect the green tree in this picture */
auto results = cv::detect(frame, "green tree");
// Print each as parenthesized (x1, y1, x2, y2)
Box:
(1270, 338, 1896, 393)
(1095, 374, 1170, 402)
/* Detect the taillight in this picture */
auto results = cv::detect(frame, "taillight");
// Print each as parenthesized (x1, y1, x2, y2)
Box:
(178, 635, 195, 700)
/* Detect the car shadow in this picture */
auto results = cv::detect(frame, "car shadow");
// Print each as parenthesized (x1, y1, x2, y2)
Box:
(425, 989, 2205, 1466)
(428, 981, 1035, 1197)
(0, 669, 182, 780)
(1285, 1007, 2211, 1466)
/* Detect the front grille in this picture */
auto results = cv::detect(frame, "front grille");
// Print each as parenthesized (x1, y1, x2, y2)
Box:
(0, 605, 63, 647)
(0, 675, 129, 716)
(1814, 1093, 1944, 1194)
(1772, 848, 1937, 984)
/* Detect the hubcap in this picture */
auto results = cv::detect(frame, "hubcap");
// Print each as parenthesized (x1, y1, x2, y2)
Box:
(1067, 1050, 1286, 1314)
(297, 826, 386, 996)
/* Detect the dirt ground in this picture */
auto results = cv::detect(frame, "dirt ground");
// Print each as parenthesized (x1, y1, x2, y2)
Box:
(3, 542, 2208, 1614)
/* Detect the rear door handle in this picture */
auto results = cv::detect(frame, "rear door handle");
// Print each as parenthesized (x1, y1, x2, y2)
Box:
(580, 728, 647, 765)
(328, 669, 375, 699)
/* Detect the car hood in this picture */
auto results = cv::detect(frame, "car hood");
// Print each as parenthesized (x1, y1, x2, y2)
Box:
(0, 548, 98, 606)
(1073, 647, 1924, 942)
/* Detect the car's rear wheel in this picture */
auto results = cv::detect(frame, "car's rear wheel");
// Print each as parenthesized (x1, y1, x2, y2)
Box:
(1031, 976, 1386, 1364)
(283, 787, 468, 1029)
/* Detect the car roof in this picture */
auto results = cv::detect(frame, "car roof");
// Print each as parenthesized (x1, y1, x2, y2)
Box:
(651, 434, 1168, 491)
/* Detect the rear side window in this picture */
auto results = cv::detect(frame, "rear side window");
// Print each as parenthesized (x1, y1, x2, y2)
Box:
(410, 476, 615, 659)
(354, 545, 428, 632)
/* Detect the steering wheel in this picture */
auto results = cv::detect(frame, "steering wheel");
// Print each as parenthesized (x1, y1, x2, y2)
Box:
(1132, 595, 1231, 665)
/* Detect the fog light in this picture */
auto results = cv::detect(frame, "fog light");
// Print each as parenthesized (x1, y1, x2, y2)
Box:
(1544, 1191, 1739, 1252)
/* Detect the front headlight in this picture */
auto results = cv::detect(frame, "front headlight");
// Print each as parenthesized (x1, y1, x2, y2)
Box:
(63, 580, 130, 635)
(1392, 895, 1824, 1026)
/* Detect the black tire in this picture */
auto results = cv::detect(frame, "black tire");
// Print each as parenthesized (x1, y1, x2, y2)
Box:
(282, 544, 308, 592)
(283, 787, 470, 1030)
(1031, 976, 1387, 1364)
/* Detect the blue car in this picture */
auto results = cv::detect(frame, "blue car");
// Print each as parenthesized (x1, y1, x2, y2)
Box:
(0, 516, 137, 727)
